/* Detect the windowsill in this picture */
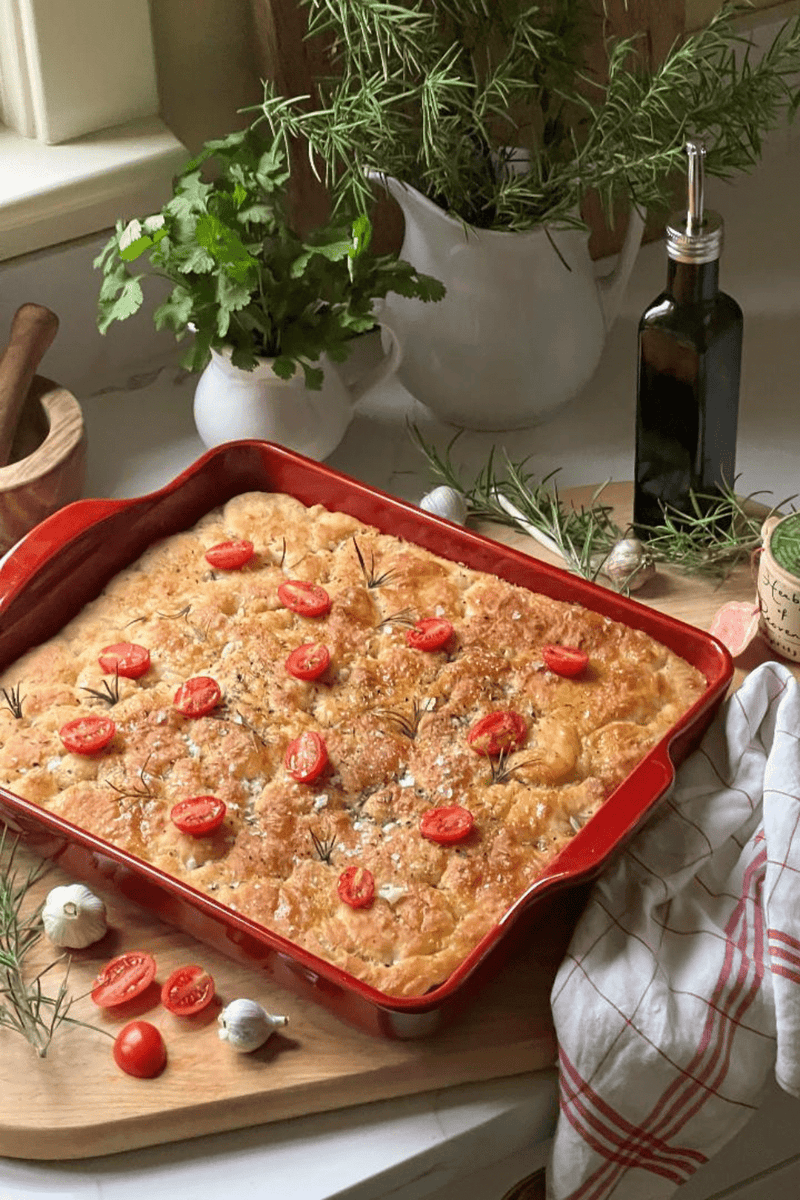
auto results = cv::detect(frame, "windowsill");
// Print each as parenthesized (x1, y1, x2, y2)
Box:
(0, 115, 188, 262)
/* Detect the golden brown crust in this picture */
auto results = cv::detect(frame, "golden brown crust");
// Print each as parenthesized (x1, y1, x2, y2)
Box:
(0, 492, 706, 997)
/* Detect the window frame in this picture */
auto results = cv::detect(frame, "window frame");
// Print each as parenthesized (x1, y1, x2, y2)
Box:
(0, 0, 187, 262)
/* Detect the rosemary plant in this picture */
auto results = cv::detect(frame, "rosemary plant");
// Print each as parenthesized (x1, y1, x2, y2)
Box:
(411, 427, 796, 584)
(0, 828, 108, 1056)
(254, 1, 800, 231)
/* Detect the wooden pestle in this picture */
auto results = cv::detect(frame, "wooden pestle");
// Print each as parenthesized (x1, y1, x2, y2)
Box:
(0, 304, 59, 467)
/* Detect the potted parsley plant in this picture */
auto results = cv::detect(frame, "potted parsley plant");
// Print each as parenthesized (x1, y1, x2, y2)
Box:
(94, 125, 444, 458)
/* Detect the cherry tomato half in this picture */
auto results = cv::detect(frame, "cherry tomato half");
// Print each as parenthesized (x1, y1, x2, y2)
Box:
(277, 580, 332, 617)
(285, 642, 331, 681)
(98, 642, 151, 679)
(174, 676, 222, 717)
(405, 617, 454, 652)
(285, 730, 328, 783)
(113, 1021, 167, 1078)
(161, 964, 215, 1016)
(467, 710, 527, 757)
(542, 644, 589, 678)
(337, 866, 375, 909)
(91, 950, 157, 1008)
(170, 795, 226, 837)
(60, 714, 116, 756)
(205, 540, 255, 570)
(420, 804, 475, 845)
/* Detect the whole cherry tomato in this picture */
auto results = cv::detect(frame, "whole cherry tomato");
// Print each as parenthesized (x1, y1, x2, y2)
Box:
(205, 540, 254, 570)
(405, 617, 454, 652)
(98, 642, 151, 679)
(113, 1021, 167, 1078)
(285, 642, 331, 681)
(91, 951, 157, 1008)
(59, 714, 116, 755)
(161, 964, 215, 1016)
(337, 866, 375, 909)
(420, 805, 475, 844)
(277, 580, 332, 617)
(170, 795, 226, 837)
(285, 730, 328, 783)
(173, 676, 222, 717)
(467, 710, 527, 757)
(542, 644, 589, 677)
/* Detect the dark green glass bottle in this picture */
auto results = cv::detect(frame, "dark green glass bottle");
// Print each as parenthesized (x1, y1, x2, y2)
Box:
(633, 141, 743, 535)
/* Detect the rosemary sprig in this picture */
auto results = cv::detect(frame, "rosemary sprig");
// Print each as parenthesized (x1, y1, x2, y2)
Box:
(411, 426, 621, 580)
(635, 483, 797, 578)
(375, 608, 417, 631)
(82, 672, 120, 707)
(310, 829, 337, 864)
(105, 754, 156, 804)
(374, 701, 424, 740)
(488, 749, 537, 786)
(0, 828, 111, 1056)
(353, 538, 397, 588)
(412, 427, 797, 584)
(1, 683, 23, 719)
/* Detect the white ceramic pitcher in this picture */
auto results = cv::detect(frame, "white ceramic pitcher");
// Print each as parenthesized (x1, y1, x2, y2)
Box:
(193, 325, 401, 461)
(371, 173, 645, 430)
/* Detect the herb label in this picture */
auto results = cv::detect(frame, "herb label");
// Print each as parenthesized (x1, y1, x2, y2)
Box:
(758, 514, 800, 662)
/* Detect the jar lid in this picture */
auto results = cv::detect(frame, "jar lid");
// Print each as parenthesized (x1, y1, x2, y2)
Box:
(665, 139, 723, 264)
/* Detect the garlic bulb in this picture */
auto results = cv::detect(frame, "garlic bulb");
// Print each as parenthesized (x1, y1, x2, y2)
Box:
(419, 486, 468, 525)
(217, 999, 288, 1053)
(42, 884, 107, 948)
(597, 538, 656, 592)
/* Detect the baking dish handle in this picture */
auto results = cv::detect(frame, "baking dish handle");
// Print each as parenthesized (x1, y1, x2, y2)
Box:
(0, 496, 134, 595)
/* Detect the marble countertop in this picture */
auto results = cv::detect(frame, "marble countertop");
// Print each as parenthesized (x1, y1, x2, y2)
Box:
(3, 129, 800, 1200)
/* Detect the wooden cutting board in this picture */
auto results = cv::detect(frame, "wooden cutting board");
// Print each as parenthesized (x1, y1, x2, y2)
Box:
(0, 483, 788, 1161)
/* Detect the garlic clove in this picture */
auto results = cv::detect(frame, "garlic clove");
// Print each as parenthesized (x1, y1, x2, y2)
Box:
(217, 998, 288, 1053)
(419, 486, 468, 525)
(42, 883, 107, 948)
(596, 537, 656, 592)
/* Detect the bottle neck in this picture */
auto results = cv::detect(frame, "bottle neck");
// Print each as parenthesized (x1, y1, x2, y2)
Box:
(666, 256, 720, 303)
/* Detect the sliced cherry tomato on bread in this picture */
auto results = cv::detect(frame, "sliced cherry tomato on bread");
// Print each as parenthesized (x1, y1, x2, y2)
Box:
(98, 642, 151, 679)
(59, 714, 116, 755)
(285, 730, 328, 783)
(91, 950, 157, 1008)
(542, 644, 589, 677)
(420, 804, 475, 844)
(205, 540, 254, 570)
(285, 642, 331, 681)
(173, 676, 222, 717)
(161, 964, 215, 1016)
(467, 710, 527, 757)
(337, 866, 375, 909)
(170, 795, 226, 837)
(113, 1021, 167, 1078)
(405, 617, 454, 652)
(278, 580, 332, 617)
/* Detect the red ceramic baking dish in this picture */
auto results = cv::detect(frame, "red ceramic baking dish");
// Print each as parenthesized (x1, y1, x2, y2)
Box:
(0, 441, 733, 1039)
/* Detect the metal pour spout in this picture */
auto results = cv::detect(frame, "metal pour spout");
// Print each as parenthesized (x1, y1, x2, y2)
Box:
(686, 139, 706, 236)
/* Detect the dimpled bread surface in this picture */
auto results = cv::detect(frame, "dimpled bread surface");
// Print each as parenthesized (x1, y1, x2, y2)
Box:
(0, 492, 706, 997)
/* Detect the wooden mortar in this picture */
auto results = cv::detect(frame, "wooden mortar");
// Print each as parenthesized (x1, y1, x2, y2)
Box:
(0, 305, 87, 555)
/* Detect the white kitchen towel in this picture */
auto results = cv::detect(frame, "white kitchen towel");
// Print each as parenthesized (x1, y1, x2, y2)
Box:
(547, 660, 800, 1200)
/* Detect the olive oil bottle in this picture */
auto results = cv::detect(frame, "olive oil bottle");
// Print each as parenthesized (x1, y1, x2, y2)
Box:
(633, 140, 743, 534)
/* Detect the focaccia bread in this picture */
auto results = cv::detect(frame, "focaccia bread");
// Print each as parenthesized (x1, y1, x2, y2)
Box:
(0, 492, 705, 997)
